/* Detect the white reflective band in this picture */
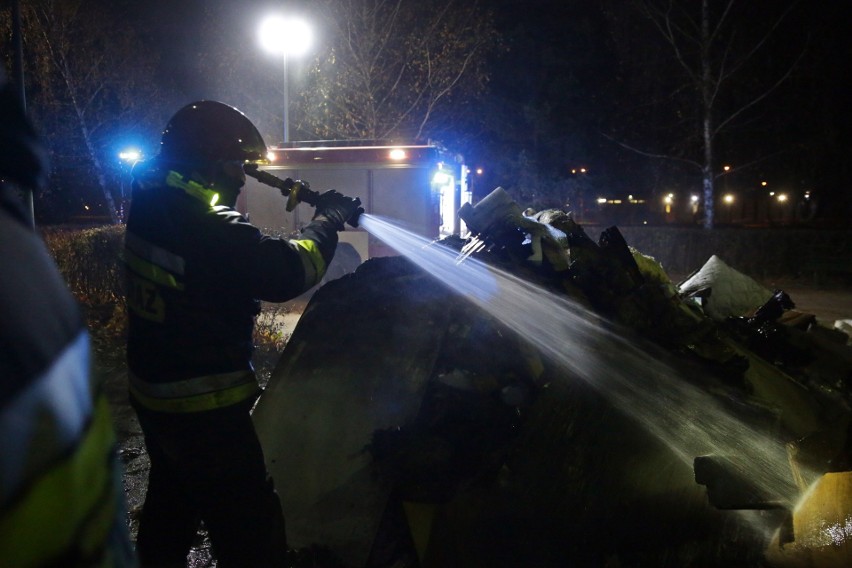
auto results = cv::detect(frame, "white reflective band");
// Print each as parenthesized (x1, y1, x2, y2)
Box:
(128, 370, 256, 399)
(125, 230, 186, 276)
(0, 331, 92, 503)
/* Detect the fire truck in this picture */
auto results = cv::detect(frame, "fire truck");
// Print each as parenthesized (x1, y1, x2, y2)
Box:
(236, 141, 471, 272)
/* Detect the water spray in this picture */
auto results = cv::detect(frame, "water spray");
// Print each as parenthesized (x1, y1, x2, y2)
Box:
(359, 214, 817, 511)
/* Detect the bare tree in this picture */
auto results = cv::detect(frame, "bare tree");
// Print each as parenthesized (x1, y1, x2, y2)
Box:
(3, 0, 165, 223)
(605, 0, 802, 228)
(296, 0, 500, 142)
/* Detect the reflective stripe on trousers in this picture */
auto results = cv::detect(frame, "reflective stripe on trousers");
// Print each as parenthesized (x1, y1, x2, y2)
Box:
(129, 370, 260, 413)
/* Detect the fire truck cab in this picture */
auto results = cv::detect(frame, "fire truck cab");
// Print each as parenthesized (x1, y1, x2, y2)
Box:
(236, 141, 471, 270)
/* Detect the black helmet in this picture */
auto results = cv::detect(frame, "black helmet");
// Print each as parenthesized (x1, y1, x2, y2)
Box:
(159, 100, 267, 165)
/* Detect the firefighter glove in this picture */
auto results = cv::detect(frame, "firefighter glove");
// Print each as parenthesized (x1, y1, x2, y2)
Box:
(314, 190, 364, 230)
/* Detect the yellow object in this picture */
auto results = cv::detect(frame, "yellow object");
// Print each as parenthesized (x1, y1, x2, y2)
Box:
(766, 472, 852, 567)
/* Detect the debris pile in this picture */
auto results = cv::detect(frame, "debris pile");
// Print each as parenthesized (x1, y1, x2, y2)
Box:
(253, 187, 852, 567)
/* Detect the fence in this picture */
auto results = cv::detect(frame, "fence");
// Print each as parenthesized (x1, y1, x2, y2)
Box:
(615, 226, 852, 283)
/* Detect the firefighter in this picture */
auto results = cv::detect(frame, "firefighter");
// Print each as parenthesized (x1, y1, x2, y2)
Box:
(124, 100, 361, 567)
(0, 70, 136, 566)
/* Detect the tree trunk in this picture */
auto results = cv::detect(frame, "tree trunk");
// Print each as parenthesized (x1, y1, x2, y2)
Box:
(700, 0, 715, 230)
(65, 72, 119, 224)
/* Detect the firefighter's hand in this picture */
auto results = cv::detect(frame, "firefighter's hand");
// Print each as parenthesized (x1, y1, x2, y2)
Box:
(314, 190, 364, 230)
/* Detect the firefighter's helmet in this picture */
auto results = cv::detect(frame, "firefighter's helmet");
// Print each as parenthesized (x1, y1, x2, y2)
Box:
(159, 100, 267, 165)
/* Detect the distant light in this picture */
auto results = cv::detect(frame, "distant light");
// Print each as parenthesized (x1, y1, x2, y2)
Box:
(690, 195, 699, 203)
(761, 181, 768, 187)
(389, 148, 406, 160)
(84, 205, 90, 211)
(119, 149, 142, 163)
(266, 151, 277, 162)
(571, 169, 577, 174)
(769, 191, 775, 196)
(259, 15, 312, 56)
(663, 194, 674, 205)
(723, 194, 735, 204)
(580, 167, 587, 173)
(476, 168, 483, 175)
(723, 165, 731, 172)
(777, 193, 788, 202)
(432, 171, 452, 186)
(597, 197, 607, 204)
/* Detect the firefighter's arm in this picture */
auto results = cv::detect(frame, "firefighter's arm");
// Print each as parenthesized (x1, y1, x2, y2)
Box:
(246, 228, 336, 301)
(280, 190, 362, 291)
(211, 207, 329, 301)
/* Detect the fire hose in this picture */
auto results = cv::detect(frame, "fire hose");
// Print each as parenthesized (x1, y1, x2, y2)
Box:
(244, 164, 363, 228)
(244, 163, 321, 212)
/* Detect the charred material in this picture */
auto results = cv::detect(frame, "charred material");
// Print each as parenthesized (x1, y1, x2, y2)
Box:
(256, 187, 852, 567)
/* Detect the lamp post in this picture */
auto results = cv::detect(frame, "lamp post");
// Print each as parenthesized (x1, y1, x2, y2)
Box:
(259, 15, 312, 144)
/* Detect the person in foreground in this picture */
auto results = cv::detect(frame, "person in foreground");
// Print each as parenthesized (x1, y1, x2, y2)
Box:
(0, 68, 136, 566)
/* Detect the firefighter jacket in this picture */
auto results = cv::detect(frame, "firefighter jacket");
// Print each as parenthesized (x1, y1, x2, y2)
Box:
(0, 190, 134, 566)
(124, 166, 339, 413)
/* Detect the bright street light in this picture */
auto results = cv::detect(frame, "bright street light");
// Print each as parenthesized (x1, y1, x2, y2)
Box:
(119, 149, 142, 163)
(258, 15, 313, 143)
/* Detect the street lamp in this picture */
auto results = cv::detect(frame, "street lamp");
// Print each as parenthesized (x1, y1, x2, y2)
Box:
(119, 149, 142, 163)
(258, 15, 313, 143)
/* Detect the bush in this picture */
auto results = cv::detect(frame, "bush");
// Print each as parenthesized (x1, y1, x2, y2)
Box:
(42, 225, 127, 343)
(42, 225, 126, 306)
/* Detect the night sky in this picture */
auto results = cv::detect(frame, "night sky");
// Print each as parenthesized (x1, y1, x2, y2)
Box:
(25, 0, 852, 220)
